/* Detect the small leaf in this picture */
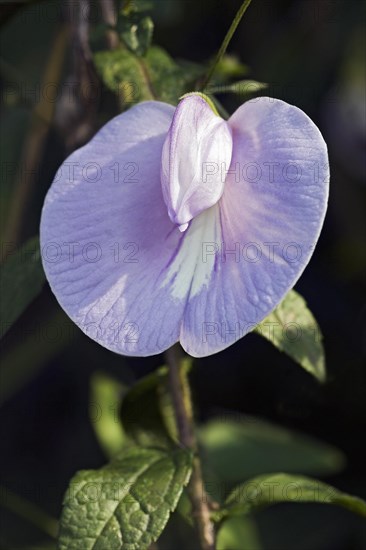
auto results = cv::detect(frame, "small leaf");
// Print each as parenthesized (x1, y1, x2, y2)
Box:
(217, 516, 262, 550)
(120, 366, 173, 447)
(213, 54, 249, 81)
(94, 46, 203, 108)
(199, 419, 345, 489)
(143, 47, 200, 104)
(255, 290, 326, 382)
(94, 48, 152, 106)
(58, 446, 193, 550)
(121, 0, 153, 12)
(0, 236, 45, 338)
(90, 373, 127, 458)
(117, 12, 154, 56)
(175, 490, 193, 527)
(206, 80, 268, 97)
(176, 59, 207, 87)
(121, 358, 192, 446)
(218, 473, 366, 520)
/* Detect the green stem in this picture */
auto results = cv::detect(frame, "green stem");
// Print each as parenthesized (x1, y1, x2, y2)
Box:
(0, 485, 59, 539)
(200, 0, 253, 90)
(166, 345, 215, 550)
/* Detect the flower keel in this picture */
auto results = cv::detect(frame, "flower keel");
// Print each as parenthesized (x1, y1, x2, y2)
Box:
(160, 95, 233, 231)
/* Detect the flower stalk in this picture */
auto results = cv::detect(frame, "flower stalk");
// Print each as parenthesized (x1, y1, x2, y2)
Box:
(166, 345, 216, 550)
(200, 0, 253, 90)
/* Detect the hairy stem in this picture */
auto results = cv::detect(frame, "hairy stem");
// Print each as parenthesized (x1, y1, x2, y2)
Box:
(166, 345, 215, 550)
(200, 0, 253, 90)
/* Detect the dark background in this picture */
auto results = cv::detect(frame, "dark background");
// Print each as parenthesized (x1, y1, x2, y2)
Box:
(1, 1, 365, 549)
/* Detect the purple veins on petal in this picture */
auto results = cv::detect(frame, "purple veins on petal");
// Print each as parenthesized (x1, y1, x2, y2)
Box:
(40, 95, 329, 358)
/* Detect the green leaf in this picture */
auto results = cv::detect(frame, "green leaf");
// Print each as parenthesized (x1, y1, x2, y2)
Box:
(212, 54, 249, 81)
(0, 236, 45, 339)
(94, 48, 153, 106)
(206, 79, 267, 97)
(120, 359, 191, 446)
(120, 366, 172, 447)
(255, 290, 326, 382)
(217, 473, 366, 520)
(90, 373, 127, 458)
(117, 12, 154, 56)
(121, 0, 153, 13)
(217, 516, 262, 550)
(199, 419, 345, 488)
(94, 46, 203, 108)
(58, 446, 193, 550)
(175, 490, 193, 527)
(143, 47, 200, 104)
(175, 58, 207, 87)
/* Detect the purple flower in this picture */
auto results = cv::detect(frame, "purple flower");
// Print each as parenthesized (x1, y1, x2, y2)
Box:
(40, 95, 329, 357)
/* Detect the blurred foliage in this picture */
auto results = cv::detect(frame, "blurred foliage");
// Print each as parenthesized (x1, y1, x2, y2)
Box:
(0, 305, 76, 405)
(120, 358, 191, 447)
(218, 473, 366, 520)
(89, 372, 127, 458)
(94, 46, 204, 107)
(117, 10, 154, 56)
(199, 419, 345, 491)
(0, 236, 45, 339)
(216, 515, 262, 550)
